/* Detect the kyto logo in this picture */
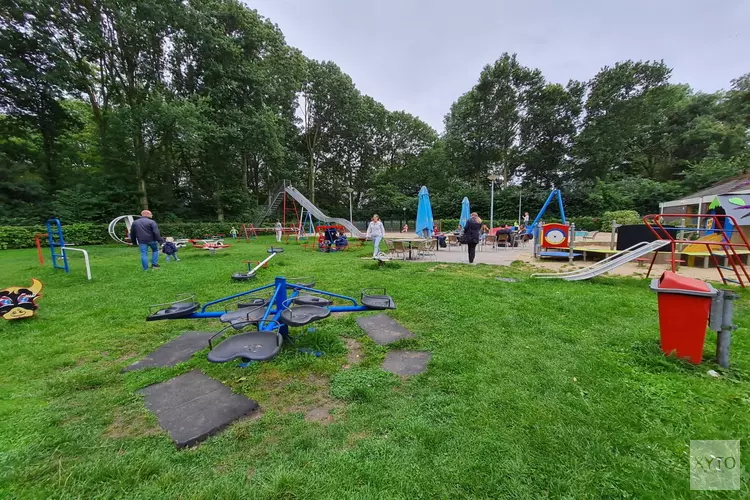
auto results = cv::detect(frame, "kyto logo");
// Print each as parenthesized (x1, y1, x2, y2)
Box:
(690, 440, 741, 491)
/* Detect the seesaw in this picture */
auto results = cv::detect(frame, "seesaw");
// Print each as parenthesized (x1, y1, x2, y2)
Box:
(146, 276, 396, 363)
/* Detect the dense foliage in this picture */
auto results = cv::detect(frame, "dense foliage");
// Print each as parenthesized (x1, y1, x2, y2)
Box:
(1, 0, 748, 227)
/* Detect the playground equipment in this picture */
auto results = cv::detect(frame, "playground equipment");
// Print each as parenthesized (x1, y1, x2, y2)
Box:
(527, 188, 566, 234)
(0, 278, 43, 320)
(189, 238, 230, 255)
(231, 252, 277, 281)
(643, 214, 750, 287)
(316, 225, 348, 252)
(108, 215, 139, 245)
(146, 276, 396, 363)
(255, 180, 364, 238)
(533, 213, 750, 285)
(532, 240, 671, 280)
(37, 219, 92, 280)
(532, 222, 580, 262)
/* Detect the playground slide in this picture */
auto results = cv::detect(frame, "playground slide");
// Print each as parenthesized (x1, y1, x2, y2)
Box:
(283, 186, 365, 238)
(531, 240, 671, 281)
(682, 233, 724, 253)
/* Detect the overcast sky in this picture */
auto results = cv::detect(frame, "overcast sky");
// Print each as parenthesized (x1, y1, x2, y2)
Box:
(248, 0, 749, 132)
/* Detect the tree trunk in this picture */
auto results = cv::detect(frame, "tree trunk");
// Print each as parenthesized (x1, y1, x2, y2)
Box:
(308, 154, 315, 204)
(216, 199, 225, 221)
(134, 122, 149, 210)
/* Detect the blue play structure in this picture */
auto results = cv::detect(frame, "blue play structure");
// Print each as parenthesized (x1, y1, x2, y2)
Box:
(46, 218, 69, 273)
(527, 189, 566, 234)
(146, 276, 396, 363)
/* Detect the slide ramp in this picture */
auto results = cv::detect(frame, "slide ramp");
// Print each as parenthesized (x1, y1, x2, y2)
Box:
(532, 240, 671, 281)
(284, 186, 365, 238)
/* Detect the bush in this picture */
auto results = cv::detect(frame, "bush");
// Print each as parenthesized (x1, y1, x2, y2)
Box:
(600, 210, 642, 231)
(568, 216, 600, 232)
(0, 222, 254, 249)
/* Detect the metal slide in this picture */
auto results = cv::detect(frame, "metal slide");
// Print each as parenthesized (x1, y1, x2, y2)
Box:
(283, 185, 365, 238)
(531, 240, 671, 281)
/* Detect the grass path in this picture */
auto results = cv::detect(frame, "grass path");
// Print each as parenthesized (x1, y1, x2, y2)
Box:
(0, 239, 748, 498)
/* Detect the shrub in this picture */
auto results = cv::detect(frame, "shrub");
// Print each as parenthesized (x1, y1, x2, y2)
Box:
(600, 210, 642, 231)
(0, 222, 255, 249)
(568, 216, 600, 232)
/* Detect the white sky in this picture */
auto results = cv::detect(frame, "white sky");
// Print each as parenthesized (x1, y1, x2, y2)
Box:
(247, 0, 749, 131)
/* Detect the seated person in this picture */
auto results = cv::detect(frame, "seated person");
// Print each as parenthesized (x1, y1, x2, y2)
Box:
(495, 225, 512, 247)
(432, 226, 447, 247)
(335, 232, 349, 250)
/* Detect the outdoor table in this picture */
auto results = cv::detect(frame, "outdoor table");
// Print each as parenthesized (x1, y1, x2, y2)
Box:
(393, 238, 426, 260)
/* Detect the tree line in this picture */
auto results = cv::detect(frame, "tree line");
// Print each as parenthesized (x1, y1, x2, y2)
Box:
(1, 0, 748, 226)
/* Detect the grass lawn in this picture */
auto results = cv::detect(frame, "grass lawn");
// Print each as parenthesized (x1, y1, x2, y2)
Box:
(1, 238, 748, 498)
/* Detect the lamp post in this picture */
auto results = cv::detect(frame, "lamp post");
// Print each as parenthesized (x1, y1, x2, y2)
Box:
(517, 185, 522, 226)
(488, 174, 500, 228)
(345, 187, 354, 224)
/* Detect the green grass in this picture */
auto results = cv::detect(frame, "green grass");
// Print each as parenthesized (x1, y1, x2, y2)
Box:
(1, 238, 748, 498)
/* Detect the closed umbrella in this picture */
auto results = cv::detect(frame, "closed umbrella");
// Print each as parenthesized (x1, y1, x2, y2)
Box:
(415, 186, 434, 239)
(459, 197, 471, 228)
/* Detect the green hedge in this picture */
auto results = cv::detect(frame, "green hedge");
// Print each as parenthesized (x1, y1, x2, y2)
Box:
(0, 222, 256, 249)
(437, 216, 600, 232)
(600, 210, 642, 231)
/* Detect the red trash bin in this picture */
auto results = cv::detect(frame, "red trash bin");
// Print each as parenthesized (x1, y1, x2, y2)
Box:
(650, 272, 717, 364)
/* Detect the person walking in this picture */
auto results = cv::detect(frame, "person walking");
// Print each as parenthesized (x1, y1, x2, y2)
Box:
(464, 212, 482, 264)
(274, 220, 283, 243)
(366, 214, 385, 257)
(162, 237, 180, 262)
(130, 210, 163, 270)
(230, 226, 238, 239)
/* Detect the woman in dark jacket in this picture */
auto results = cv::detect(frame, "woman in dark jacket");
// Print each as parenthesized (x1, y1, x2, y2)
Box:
(463, 212, 482, 264)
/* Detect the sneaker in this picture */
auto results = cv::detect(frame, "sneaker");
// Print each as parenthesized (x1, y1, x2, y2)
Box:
(152, 264, 160, 269)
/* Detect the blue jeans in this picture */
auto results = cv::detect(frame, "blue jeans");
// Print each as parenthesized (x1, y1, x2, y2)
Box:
(139, 242, 160, 270)
(372, 235, 383, 256)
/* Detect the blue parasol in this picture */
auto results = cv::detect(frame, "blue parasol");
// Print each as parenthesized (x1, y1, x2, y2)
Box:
(415, 186, 434, 238)
(459, 197, 471, 228)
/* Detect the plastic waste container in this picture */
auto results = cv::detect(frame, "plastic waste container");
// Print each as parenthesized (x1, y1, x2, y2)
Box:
(650, 271, 717, 364)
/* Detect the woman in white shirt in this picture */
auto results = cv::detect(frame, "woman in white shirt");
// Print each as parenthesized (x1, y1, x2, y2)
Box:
(274, 220, 283, 242)
(366, 214, 386, 257)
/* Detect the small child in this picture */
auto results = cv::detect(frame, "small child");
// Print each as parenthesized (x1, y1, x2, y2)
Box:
(162, 237, 180, 262)
(230, 227, 238, 239)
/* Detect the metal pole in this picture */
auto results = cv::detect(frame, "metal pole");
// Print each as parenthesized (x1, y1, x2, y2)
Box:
(490, 180, 495, 229)
(716, 290, 737, 368)
(348, 192, 353, 224)
(518, 187, 522, 226)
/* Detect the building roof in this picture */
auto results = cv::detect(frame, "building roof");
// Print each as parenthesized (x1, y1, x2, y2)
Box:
(684, 174, 750, 200)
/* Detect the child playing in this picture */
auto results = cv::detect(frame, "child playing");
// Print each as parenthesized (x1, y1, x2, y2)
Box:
(162, 237, 180, 262)
(230, 227, 238, 239)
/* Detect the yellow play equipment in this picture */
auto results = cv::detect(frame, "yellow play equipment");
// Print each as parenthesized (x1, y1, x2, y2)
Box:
(682, 233, 725, 253)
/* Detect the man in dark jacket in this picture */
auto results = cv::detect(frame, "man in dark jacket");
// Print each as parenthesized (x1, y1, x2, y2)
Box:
(130, 210, 163, 270)
(463, 212, 482, 264)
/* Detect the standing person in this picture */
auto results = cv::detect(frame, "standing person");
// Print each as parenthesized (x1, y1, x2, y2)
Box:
(274, 220, 283, 243)
(130, 210, 163, 270)
(523, 212, 530, 226)
(366, 214, 385, 257)
(230, 226, 238, 239)
(464, 212, 482, 264)
(162, 237, 180, 262)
